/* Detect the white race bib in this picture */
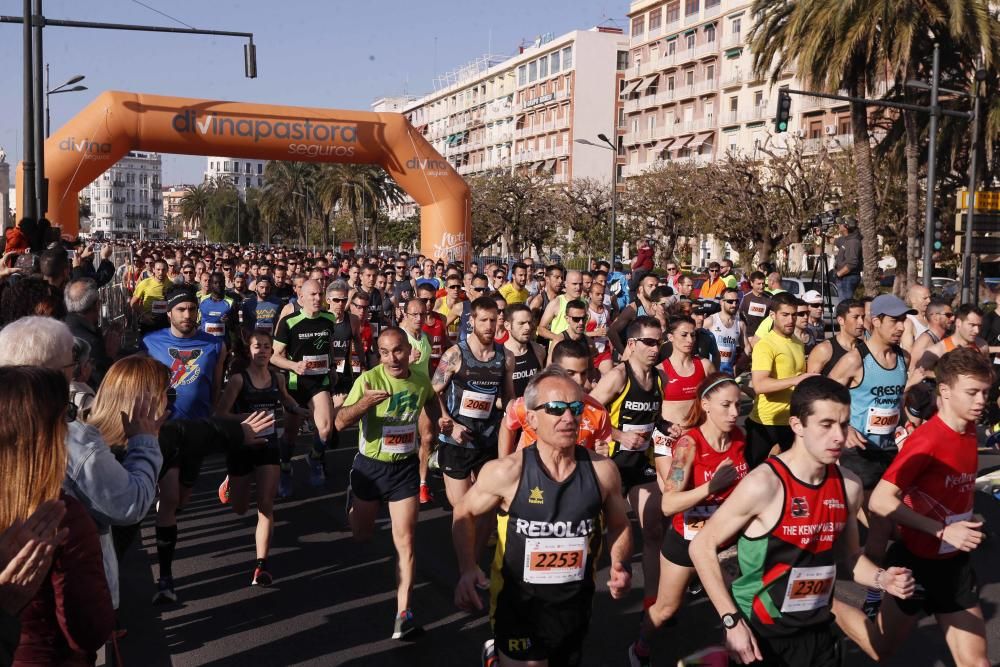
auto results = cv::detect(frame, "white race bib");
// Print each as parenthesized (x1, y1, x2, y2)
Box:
(866, 406, 899, 436)
(523, 537, 587, 584)
(151, 300, 167, 314)
(621, 423, 653, 452)
(718, 346, 734, 362)
(780, 565, 835, 613)
(652, 428, 674, 457)
(747, 301, 767, 318)
(302, 354, 330, 376)
(204, 321, 226, 337)
(938, 511, 974, 555)
(682, 505, 717, 540)
(381, 424, 417, 455)
(459, 389, 494, 420)
(335, 358, 363, 374)
(258, 410, 276, 438)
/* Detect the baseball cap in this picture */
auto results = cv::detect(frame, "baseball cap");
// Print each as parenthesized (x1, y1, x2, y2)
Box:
(801, 290, 823, 305)
(904, 381, 936, 421)
(416, 278, 439, 289)
(870, 294, 916, 318)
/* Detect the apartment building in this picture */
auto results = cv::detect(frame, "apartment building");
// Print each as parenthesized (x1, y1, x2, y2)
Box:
(398, 27, 629, 187)
(161, 185, 200, 239)
(204, 156, 267, 199)
(85, 151, 164, 239)
(621, 0, 818, 178)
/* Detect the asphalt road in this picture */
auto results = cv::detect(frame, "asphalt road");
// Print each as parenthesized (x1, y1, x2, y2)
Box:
(111, 441, 1000, 667)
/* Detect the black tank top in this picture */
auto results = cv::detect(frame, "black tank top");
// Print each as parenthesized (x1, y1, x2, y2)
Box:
(821, 336, 851, 376)
(331, 316, 355, 380)
(511, 346, 542, 398)
(491, 446, 603, 610)
(358, 288, 386, 329)
(444, 340, 506, 444)
(235, 370, 282, 443)
(608, 362, 663, 458)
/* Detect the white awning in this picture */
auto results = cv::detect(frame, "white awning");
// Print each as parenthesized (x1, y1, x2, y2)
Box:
(688, 131, 715, 148)
(620, 79, 643, 96)
(638, 74, 659, 92)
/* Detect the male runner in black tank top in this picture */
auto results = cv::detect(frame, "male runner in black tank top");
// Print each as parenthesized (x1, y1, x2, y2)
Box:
(806, 298, 865, 375)
(326, 281, 366, 397)
(591, 315, 682, 610)
(433, 297, 516, 558)
(690, 377, 914, 667)
(453, 367, 633, 666)
(503, 304, 545, 398)
(352, 264, 388, 336)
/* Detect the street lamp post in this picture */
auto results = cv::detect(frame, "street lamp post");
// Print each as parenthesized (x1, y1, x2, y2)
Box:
(45, 65, 86, 137)
(574, 134, 618, 265)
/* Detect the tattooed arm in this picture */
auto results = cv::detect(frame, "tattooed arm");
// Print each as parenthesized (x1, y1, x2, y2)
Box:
(660, 435, 739, 516)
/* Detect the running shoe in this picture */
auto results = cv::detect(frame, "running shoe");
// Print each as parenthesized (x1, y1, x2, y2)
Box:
(218, 476, 231, 504)
(152, 576, 177, 604)
(481, 638, 497, 667)
(687, 576, 704, 596)
(251, 566, 273, 587)
(308, 455, 326, 487)
(419, 482, 434, 505)
(391, 609, 422, 640)
(627, 642, 651, 667)
(277, 468, 293, 499)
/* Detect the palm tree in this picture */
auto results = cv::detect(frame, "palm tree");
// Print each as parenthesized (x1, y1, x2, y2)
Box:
(750, 0, 996, 294)
(259, 162, 315, 245)
(332, 165, 406, 251)
(179, 183, 212, 241)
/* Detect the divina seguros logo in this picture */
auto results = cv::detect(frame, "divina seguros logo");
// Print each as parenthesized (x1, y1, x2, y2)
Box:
(171, 110, 358, 157)
(58, 137, 114, 159)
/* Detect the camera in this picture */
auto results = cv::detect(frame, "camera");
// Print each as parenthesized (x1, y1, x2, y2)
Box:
(801, 208, 842, 234)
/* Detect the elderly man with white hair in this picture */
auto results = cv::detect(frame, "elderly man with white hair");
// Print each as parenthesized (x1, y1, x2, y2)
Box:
(65, 277, 118, 386)
(0, 316, 163, 610)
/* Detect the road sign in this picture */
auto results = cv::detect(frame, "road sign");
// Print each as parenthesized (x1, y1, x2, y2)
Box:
(955, 235, 1000, 255)
(958, 190, 1000, 211)
(954, 213, 1000, 234)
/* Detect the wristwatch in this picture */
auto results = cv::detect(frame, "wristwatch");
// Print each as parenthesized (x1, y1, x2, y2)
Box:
(721, 613, 740, 630)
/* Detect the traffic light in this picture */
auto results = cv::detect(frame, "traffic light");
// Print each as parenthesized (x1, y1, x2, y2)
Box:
(775, 89, 792, 133)
(933, 218, 944, 250)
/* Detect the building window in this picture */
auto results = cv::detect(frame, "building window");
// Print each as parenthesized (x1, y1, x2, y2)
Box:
(731, 17, 742, 38)
(687, 33, 696, 50)
(257, 177, 264, 187)
(245, 163, 251, 173)
(686, 70, 695, 86)
(562, 46, 572, 69)
(838, 115, 851, 135)
(631, 16, 645, 36)
(257, 163, 263, 175)
(528, 60, 537, 82)
(518, 65, 526, 86)
(539, 55, 548, 78)
(551, 51, 561, 74)
(729, 96, 738, 111)
(753, 90, 764, 108)
(706, 0, 721, 7)
(649, 8, 662, 32)
(685, 0, 699, 16)
(667, 38, 677, 55)
(706, 64, 715, 82)
(245, 177, 251, 187)
(617, 50, 629, 70)
(233, 161, 240, 173)
(706, 24, 716, 42)
(666, 2, 680, 23)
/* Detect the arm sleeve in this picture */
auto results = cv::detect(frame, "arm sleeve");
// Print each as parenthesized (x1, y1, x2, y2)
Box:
(52, 501, 114, 653)
(64, 428, 162, 526)
(342, 371, 367, 408)
(0, 611, 20, 666)
(750, 338, 776, 373)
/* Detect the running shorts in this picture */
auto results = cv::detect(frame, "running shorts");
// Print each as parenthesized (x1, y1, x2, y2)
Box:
(349, 453, 419, 502)
(226, 441, 280, 476)
(754, 624, 839, 667)
(886, 542, 980, 616)
(437, 441, 498, 480)
(745, 420, 794, 469)
(493, 597, 591, 667)
(610, 449, 657, 494)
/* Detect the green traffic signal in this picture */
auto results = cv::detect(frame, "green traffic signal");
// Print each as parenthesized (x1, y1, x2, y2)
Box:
(934, 241, 942, 250)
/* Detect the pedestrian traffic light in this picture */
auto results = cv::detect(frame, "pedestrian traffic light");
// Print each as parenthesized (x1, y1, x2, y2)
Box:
(775, 89, 792, 133)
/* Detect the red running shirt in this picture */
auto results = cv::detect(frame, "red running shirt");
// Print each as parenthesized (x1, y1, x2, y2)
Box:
(421, 312, 448, 371)
(671, 426, 750, 539)
(661, 356, 707, 402)
(881, 415, 978, 559)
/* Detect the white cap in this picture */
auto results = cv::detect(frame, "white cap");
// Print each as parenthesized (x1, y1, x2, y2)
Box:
(802, 290, 823, 304)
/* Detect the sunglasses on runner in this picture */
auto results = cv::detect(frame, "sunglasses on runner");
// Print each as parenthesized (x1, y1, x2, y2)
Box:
(722, 299, 738, 304)
(630, 336, 660, 347)
(569, 315, 586, 323)
(472, 287, 486, 293)
(533, 400, 585, 417)
(796, 311, 809, 317)
(329, 297, 348, 303)
(448, 284, 461, 290)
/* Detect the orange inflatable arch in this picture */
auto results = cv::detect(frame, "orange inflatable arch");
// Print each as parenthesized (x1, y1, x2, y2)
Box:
(17, 91, 471, 262)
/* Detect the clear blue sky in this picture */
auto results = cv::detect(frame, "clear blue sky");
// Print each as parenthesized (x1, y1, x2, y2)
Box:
(0, 0, 625, 184)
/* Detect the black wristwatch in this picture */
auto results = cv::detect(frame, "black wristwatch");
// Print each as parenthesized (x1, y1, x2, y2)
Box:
(721, 612, 740, 630)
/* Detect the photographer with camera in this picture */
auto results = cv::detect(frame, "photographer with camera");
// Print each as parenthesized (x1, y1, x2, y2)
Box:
(833, 217, 863, 299)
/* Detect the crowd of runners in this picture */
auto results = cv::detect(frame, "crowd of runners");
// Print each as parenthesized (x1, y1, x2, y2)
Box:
(1, 238, 999, 667)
